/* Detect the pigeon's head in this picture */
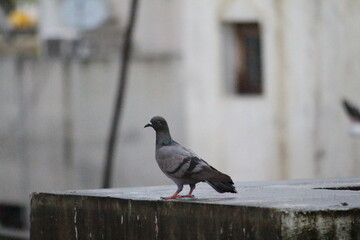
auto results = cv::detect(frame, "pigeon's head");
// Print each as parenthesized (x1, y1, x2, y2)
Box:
(144, 116, 169, 132)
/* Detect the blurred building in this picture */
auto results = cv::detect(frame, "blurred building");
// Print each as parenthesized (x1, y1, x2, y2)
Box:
(1, 0, 360, 235)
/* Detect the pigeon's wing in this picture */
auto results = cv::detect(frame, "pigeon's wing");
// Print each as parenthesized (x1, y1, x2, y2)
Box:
(185, 158, 233, 182)
(180, 157, 237, 193)
(157, 143, 232, 182)
(155, 143, 195, 177)
(343, 99, 360, 122)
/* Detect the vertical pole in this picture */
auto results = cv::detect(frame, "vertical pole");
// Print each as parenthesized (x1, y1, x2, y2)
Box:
(102, 0, 140, 188)
(15, 57, 30, 229)
(62, 58, 75, 188)
(274, 1, 289, 179)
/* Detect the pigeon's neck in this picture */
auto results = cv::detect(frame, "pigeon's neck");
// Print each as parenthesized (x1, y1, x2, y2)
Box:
(155, 129, 173, 148)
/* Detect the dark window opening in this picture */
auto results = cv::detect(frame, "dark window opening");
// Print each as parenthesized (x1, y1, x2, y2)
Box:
(0, 204, 26, 229)
(223, 22, 263, 95)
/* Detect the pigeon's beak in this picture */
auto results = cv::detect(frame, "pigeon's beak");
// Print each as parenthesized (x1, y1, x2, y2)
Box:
(144, 123, 153, 128)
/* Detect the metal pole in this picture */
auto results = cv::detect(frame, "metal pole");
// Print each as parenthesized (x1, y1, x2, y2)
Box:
(102, 0, 140, 188)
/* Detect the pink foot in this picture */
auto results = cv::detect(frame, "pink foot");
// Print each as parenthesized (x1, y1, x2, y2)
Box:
(161, 195, 182, 199)
(179, 194, 195, 198)
(161, 192, 182, 199)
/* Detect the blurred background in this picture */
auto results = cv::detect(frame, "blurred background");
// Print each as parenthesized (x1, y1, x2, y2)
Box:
(1, 0, 360, 238)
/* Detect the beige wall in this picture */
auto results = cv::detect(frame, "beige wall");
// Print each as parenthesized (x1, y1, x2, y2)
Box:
(0, 56, 185, 204)
(183, 0, 360, 181)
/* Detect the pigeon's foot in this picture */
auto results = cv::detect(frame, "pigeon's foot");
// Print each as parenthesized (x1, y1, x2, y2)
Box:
(179, 194, 195, 198)
(160, 194, 194, 199)
(161, 191, 182, 199)
(161, 195, 182, 200)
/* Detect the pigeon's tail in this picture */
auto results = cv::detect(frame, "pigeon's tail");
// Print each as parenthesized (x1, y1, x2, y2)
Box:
(206, 180, 237, 193)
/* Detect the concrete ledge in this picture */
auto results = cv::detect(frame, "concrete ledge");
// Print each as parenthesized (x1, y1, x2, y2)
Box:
(30, 178, 360, 240)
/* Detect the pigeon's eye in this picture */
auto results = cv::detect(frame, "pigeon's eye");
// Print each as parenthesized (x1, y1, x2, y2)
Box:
(157, 121, 161, 125)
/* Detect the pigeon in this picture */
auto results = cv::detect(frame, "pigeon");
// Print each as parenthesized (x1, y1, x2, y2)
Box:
(144, 116, 237, 199)
(343, 99, 360, 122)
(342, 99, 360, 136)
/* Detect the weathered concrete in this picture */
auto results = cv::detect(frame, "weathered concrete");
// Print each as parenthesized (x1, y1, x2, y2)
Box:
(31, 178, 360, 240)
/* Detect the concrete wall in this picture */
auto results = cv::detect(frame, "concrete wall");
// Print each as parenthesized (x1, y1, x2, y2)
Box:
(182, 0, 281, 182)
(1, 0, 186, 205)
(0, 56, 185, 204)
(273, 0, 360, 179)
(182, 0, 360, 181)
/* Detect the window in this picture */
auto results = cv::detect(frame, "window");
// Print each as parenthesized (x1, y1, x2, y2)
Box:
(0, 203, 26, 229)
(223, 22, 263, 95)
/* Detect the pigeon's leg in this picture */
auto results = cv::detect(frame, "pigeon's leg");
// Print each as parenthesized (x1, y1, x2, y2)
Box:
(161, 185, 183, 199)
(180, 183, 196, 198)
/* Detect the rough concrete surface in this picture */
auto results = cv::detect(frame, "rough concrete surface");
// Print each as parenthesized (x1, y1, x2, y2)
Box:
(31, 178, 360, 240)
